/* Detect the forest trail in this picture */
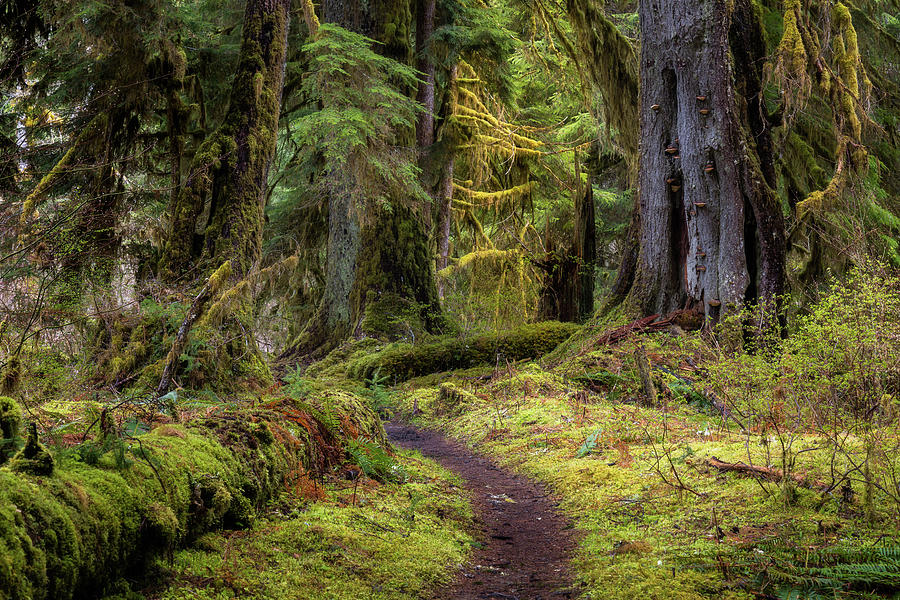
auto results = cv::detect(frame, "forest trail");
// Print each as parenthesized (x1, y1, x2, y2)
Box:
(386, 423, 576, 600)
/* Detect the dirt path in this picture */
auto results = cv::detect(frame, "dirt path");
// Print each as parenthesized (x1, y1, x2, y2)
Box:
(386, 423, 576, 600)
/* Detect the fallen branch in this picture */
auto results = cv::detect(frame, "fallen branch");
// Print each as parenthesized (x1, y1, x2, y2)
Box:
(592, 308, 703, 345)
(704, 456, 826, 491)
(155, 261, 231, 399)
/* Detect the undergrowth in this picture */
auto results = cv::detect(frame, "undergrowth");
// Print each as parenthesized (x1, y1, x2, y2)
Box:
(389, 266, 900, 599)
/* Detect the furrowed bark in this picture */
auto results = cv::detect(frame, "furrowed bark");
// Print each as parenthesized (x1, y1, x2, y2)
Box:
(629, 0, 785, 322)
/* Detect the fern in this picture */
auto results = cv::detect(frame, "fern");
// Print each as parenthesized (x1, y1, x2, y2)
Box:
(365, 368, 394, 419)
(735, 541, 900, 597)
(346, 439, 405, 483)
(575, 428, 603, 458)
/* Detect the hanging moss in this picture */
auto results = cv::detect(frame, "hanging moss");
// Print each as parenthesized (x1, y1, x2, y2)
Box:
(347, 321, 581, 382)
(566, 0, 639, 158)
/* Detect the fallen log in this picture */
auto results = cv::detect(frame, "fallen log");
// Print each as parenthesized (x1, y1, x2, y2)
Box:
(347, 321, 581, 383)
(0, 390, 382, 600)
(592, 308, 703, 346)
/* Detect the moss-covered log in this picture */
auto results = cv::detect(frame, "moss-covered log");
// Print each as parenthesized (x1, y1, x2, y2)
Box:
(347, 321, 580, 383)
(0, 392, 383, 600)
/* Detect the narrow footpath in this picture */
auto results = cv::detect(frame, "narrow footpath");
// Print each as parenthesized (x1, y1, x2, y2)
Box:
(386, 423, 576, 600)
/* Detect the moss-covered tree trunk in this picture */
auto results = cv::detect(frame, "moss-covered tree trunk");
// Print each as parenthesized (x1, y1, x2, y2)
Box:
(628, 0, 785, 322)
(284, 0, 442, 359)
(153, 0, 289, 384)
(160, 0, 289, 282)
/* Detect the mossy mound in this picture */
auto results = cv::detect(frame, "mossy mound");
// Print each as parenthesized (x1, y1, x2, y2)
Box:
(347, 321, 581, 383)
(0, 392, 383, 600)
(0, 396, 22, 464)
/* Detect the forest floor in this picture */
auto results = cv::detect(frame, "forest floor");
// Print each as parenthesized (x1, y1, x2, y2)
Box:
(386, 422, 576, 600)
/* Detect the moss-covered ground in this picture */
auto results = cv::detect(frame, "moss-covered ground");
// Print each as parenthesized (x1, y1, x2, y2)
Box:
(389, 327, 900, 600)
(148, 449, 474, 600)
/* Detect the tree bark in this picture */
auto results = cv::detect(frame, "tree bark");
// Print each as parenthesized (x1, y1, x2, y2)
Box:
(160, 0, 290, 282)
(435, 156, 454, 299)
(575, 171, 596, 320)
(284, 0, 443, 359)
(628, 0, 785, 322)
(155, 0, 289, 385)
(415, 0, 436, 151)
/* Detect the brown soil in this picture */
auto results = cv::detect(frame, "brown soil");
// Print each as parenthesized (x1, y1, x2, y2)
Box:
(386, 422, 577, 600)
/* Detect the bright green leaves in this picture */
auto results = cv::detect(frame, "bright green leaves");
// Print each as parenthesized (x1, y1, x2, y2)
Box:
(293, 24, 426, 211)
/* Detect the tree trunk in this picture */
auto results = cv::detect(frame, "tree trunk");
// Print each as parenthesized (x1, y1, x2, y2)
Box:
(284, 0, 442, 359)
(575, 169, 596, 320)
(435, 156, 454, 299)
(160, 0, 290, 282)
(538, 173, 596, 323)
(628, 0, 785, 322)
(415, 0, 436, 151)
(435, 62, 457, 299)
(155, 0, 289, 385)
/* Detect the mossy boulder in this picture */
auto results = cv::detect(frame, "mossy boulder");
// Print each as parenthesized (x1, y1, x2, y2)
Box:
(347, 321, 581, 383)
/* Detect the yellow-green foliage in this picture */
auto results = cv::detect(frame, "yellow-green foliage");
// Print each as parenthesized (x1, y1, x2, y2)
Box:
(155, 449, 474, 600)
(0, 389, 385, 599)
(347, 321, 581, 383)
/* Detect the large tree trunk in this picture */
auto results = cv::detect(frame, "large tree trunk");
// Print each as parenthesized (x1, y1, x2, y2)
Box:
(161, 0, 289, 281)
(156, 0, 289, 384)
(628, 0, 785, 322)
(284, 0, 442, 359)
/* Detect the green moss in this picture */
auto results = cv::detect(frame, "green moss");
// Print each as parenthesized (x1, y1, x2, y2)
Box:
(8, 423, 54, 476)
(347, 321, 581, 383)
(0, 396, 21, 447)
(155, 449, 474, 600)
(0, 388, 385, 599)
(434, 383, 479, 417)
(391, 323, 900, 599)
(144, 502, 179, 550)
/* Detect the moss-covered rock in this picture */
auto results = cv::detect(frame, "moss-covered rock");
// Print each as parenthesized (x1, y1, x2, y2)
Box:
(347, 321, 581, 383)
